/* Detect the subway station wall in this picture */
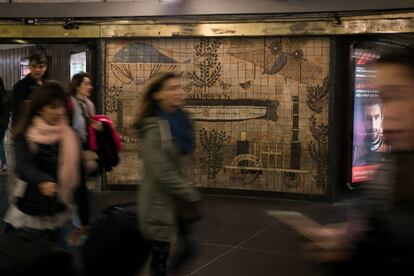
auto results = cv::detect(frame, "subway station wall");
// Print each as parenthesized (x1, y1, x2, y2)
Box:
(105, 37, 330, 194)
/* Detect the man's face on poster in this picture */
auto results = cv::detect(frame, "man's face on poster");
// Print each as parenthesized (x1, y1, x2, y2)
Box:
(362, 103, 383, 142)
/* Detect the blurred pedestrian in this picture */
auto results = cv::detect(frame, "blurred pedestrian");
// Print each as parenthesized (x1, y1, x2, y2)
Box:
(306, 49, 414, 276)
(68, 72, 102, 176)
(0, 76, 10, 174)
(12, 53, 47, 127)
(68, 72, 102, 148)
(133, 72, 201, 276)
(3, 81, 89, 246)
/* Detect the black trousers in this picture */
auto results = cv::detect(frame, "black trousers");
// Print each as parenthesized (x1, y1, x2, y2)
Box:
(150, 240, 170, 276)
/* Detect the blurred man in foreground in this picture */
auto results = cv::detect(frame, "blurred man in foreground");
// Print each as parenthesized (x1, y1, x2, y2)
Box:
(308, 49, 414, 275)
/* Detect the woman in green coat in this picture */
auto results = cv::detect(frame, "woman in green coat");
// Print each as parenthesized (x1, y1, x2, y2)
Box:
(133, 72, 201, 276)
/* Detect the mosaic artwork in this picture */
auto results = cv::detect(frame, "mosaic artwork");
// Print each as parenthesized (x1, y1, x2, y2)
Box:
(199, 128, 229, 179)
(105, 37, 330, 194)
(306, 77, 330, 188)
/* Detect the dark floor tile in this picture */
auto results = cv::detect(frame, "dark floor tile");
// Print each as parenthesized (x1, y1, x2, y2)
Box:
(136, 243, 230, 276)
(240, 224, 310, 257)
(199, 197, 284, 246)
(171, 243, 233, 276)
(189, 247, 325, 276)
(198, 195, 347, 247)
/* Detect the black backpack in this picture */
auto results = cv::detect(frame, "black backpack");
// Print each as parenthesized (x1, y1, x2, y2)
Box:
(82, 204, 151, 276)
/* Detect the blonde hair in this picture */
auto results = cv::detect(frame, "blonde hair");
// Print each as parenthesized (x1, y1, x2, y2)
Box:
(133, 71, 179, 126)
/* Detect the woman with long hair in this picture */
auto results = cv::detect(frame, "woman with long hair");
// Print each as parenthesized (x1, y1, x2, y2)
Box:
(4, 81, 89, 244)
(134, 72, 201, 276)
(68, 72, 102, 148)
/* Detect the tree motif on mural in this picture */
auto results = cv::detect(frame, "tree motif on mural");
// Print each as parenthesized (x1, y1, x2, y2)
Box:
(308, 114, 329, 188)
(105, 85, 122, 113)
(188, 39, 222, 90)
(306, 76, 329, 113)
(199, 128, 228, 179)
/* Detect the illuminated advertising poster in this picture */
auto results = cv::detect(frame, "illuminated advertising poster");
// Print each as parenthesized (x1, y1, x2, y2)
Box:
(352, 48, 390, 183)
(70, 51, 87, 79)
(19, 58, 30, 80)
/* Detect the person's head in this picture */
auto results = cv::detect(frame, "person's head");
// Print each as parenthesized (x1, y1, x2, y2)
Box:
(134, 72, 184, 124)
(28, 53, 48, 80)
(14, 81, 67, 136)
(361, 99, 383, 143)
(68, 72, 93, 98)
(376, 50, 414, 151)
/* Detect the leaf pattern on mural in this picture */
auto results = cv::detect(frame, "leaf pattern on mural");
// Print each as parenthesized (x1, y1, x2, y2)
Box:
(105, 85, 122, 113)
(188, 39, 222, 89)
(306, 77, 329, 114)
(308, 114, 329, 188)
(199, 128, 228, 178)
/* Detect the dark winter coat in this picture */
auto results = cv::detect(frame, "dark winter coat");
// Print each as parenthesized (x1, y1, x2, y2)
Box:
(11, 75, 43, 127)
(14, 135, 89, 225)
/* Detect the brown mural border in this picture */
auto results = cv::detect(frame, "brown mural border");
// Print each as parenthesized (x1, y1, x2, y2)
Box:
(0, 12, 413, 38)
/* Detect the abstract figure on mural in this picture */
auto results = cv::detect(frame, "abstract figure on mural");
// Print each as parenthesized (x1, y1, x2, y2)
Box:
(308, 115, 329, 188)
(226, 38, 322, 85)
(110, 42, 179, 85)
(283, 95, 302, 189)
(218, 79, 231, 91)
(185, 99, 279, 122)
(239, 80, 252, 90)
(306, 76, 329, 114)
(226, 132, 309, 187)
(199, 128, 228, 179)
(112, 43, 177, 63)
(306, 77, 330, 189)
(229, 154, 263, 185)
(105, 84, 122, 113)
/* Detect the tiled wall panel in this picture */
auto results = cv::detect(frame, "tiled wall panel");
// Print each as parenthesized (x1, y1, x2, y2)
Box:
(105, 37, 330, 194)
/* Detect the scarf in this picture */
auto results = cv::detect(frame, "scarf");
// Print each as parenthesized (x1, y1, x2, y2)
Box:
(26, 116, 80, 205)
(71, 96, 96, 143)
(159, 110, 194, 155)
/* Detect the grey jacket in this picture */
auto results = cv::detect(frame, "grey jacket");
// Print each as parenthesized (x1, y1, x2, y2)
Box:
(137, 116, 200, 242)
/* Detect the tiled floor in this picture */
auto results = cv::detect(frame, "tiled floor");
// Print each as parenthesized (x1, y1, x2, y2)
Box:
(0, 175, 349, 276)
(86, 191, 349, 276)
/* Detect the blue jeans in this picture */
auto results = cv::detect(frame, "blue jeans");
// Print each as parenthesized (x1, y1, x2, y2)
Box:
(0, 126, 7, 165)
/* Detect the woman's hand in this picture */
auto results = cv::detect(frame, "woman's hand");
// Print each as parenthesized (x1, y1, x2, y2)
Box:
(90, 120, 103, 131)
(67, 226, 90, 246)
(39, 181, 57, 197)
(303, 225, 352, 263)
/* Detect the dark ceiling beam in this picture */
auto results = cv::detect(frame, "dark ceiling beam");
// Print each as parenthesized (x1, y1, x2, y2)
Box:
(0, 0, 413, 18)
